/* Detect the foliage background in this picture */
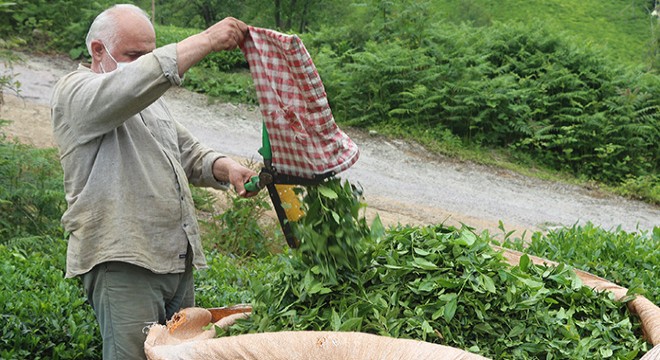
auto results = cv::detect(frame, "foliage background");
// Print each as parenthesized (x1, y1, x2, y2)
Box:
(3, 0, 657, 201)
(1, 0, 659, 358)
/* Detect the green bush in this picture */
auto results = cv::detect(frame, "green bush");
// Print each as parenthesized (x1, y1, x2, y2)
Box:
(194, 250, 272, 309)
(0, 0, 104, 58)
(0, 47, 23, 103)
(0, 131, 65, 241)
(0, 125, 100, 358)
(617, 174, 660, 205)
(0, 237, 101, 359)
(200, 188, 278, 258)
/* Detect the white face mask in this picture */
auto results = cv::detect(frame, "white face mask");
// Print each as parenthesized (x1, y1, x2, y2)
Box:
(100, 43, 129, 73)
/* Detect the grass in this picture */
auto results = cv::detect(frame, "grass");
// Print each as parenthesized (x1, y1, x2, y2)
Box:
(443, 0, 655, 68)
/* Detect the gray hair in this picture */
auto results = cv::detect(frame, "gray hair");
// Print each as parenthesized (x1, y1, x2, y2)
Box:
(85, 4, 152, 55)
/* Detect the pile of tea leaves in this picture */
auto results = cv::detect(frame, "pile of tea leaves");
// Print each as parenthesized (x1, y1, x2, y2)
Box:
(221, 178, 649, 359)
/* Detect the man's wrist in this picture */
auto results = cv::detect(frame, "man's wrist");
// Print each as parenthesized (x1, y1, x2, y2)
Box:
(212, 156, 228, 182)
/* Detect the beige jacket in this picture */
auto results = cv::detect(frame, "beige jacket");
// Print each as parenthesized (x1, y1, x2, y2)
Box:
(51, 44, 229, 278)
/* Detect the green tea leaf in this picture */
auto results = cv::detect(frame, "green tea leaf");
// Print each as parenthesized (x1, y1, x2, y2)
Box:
(457, 230, 476, 246)
(412, 257, 438, 270)
(318, 186, 338, 199)
(517, 275, 544, 290)
(340, 317, 363, 331)
(418, 280, 436, 292)
(421, 320, 434, 334)
(599, 347, 613, 358)
(331, 309, 341, 331)
(508, 324, 525, 338)
(444, 296, 458, 322)
(331, 210, 340, 224)
(480, 274, 497, 293)
(519, 253, 530, 272)
(370, 215, 386, 242)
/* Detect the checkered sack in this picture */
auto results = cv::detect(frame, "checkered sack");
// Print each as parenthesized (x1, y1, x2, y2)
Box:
(240, 26, 359, 179)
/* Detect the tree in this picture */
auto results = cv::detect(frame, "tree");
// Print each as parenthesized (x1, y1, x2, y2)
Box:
(0, 49, 21, 109)
(192, 0, 219, 28)
(0, 2, 22, 108)
(271, 0, 349, 32)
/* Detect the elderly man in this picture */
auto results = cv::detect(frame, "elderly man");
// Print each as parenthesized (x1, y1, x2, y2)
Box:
(50, 4, 255, 359)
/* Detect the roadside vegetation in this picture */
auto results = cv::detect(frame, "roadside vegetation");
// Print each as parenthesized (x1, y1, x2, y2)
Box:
(0, 0, 658, 358)
(1, 0, 658, 203)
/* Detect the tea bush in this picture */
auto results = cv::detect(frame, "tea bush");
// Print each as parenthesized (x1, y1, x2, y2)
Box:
(0, 237, 101, 359)
(199, 188, 277, 258)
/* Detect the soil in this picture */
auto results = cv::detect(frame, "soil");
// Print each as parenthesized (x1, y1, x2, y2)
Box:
(1, 52, 658, 240)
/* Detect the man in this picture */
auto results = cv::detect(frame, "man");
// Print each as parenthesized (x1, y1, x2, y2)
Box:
(50, 4, 256, 359)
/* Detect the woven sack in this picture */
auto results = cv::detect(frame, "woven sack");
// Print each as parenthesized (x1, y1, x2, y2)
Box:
(642, 344, 660, 360)
(144, 306, 486, 360)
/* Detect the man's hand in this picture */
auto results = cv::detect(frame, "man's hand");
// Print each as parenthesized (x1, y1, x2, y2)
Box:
(176, 17, 248, 76)
(212, 157, 258, 197)
(203, 17, 248, 52)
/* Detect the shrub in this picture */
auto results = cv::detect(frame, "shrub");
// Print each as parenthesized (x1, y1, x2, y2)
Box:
(310, 20, 659, 187)
(0, 0, 103, 58)
(194, 250, 272, 309)
(199, 187, 280, 258)
(0, 237, 101, 359)
(0, 131, 65, 242)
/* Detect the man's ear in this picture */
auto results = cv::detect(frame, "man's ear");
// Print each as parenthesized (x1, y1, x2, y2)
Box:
(90, 40, 105, 62)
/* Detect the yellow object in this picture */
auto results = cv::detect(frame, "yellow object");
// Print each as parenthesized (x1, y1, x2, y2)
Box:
(275, 184, 304, 222)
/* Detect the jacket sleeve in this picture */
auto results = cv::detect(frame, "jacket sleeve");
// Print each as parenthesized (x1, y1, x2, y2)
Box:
(50, 44, 183, 145)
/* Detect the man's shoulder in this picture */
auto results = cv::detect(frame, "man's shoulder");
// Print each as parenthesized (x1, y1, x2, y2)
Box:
(54, 64, 94, 87)
(61, 63, 93, 78)
(51, 64, 95, 105)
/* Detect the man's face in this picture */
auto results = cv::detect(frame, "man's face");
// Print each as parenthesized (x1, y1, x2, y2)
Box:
(102, 12, 156, 72)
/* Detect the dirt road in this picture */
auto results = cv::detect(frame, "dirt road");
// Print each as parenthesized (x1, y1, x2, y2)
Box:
(1, 53, 658, 238)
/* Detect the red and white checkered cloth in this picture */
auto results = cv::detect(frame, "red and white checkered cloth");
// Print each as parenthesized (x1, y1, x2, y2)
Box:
(240, 26, 359, 179)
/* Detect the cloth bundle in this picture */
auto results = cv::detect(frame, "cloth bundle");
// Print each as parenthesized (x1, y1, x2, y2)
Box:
(240, 26, 359, 179)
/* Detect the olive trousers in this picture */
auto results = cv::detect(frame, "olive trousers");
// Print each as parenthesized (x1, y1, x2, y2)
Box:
(82, 251, 194, 360)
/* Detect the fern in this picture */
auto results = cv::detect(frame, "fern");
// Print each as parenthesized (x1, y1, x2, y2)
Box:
(312, 13, 657, 188)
